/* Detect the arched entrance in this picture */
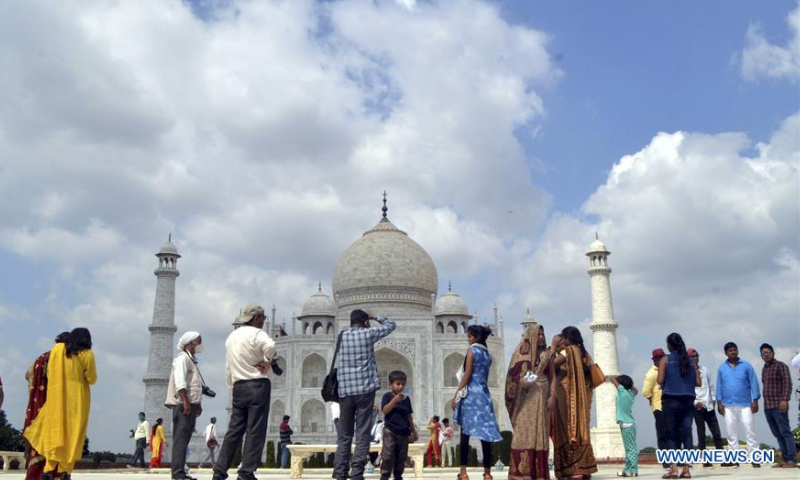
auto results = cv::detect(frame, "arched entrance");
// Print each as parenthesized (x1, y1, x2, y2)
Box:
(301, 353, 327, 388)
(301, 398, 326, 433)
(443, 353, 465, 388)
(376, 348, 414, 399)
(269, 400, 285, 434)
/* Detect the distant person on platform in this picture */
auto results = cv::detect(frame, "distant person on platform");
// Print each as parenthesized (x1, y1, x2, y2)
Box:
(688, 348, 724, 467)
(759, 343, 796, 468)
(128, 412, 150, 469)
(204, 417, 219, 466)
(213, 304, 277, 480)
(166, 331, 205, 480)
(333, 310, 397, 480)
(279, 415, 294, 470)
(716, 341, 760, 467)
(642, 348, 667, 468)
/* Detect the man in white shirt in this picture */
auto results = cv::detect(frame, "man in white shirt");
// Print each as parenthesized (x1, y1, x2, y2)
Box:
(330, 402, 341, 443)
(689, 348, 723, 467)
(212, 304, 276, 480)
(166, 331, 205, 480)
(128, 412, 150, 469)
(203, 417, 218, 466)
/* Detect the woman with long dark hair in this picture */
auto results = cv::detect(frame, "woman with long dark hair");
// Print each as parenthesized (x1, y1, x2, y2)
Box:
(552, 326, 598, 480)
(451, 325, 502, 480)
(657, 333, 700, 479)
(24, 328, 97, 480)
(149, 418, 166, 468)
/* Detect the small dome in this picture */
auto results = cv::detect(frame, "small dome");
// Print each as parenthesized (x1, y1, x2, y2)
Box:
(434, 290, 470, 317)
(586, 236, 609, 255)
(157, 238, 180, 257)
(521, 309, 536, 326)
(298, 289, 337, 318)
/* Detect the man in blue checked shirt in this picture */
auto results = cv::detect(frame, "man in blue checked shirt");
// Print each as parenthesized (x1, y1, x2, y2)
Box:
(333, 309, 397, 480)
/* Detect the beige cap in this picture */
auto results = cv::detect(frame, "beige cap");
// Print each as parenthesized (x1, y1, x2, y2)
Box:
(234, 303, 265, 325)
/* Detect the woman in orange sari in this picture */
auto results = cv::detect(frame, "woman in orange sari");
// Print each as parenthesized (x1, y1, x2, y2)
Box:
(552, 326, 598, 480)
(149, 418, 166, 468)
(23, 332, 70, 480)
(505, 322, 556, 480)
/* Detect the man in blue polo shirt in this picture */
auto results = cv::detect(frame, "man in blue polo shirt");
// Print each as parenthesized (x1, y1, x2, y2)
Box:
(716, 341, 761, 467)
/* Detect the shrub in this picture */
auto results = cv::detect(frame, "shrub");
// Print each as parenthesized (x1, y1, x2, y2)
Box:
(265, 441, 276, 468)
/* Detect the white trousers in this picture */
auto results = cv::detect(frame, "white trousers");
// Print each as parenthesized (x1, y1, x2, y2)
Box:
(441, 440, 452, 467)
(723, 406, 759, 454)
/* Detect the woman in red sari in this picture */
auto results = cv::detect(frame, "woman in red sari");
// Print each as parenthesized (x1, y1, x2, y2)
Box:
(23, 332, 70, 480)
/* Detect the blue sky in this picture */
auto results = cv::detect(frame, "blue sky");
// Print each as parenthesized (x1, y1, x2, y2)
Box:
(0, 0, 797, 454)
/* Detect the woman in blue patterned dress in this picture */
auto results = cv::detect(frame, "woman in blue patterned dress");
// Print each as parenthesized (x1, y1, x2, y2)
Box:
(452, 325, 503, 480)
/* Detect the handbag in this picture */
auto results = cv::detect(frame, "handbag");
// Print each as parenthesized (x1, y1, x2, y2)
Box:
(454, 358, 467, 401)
(321, 332, 344, 402)
(589, 362, 605, 389)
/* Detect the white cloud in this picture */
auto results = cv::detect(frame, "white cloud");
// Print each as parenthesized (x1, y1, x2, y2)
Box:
(0, 0, 560, 450)
(738, 3, 800, 82)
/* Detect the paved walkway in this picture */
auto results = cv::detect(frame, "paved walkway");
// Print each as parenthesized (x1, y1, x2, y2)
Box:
(1, 465, 798, 480)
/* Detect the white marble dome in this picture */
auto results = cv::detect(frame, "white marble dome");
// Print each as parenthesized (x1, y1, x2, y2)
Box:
(299, 289, 337, 318)
(158, 239, 180, 256)
(587, 238, 609, 254)
(332, 217, 438, 308)
(434, 290, 469, 316)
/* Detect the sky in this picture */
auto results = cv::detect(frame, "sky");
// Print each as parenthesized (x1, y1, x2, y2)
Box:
(0, 0, 798, 453)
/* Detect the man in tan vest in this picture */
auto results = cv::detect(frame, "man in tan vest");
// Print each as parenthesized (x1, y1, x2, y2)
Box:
(166, 331, 204, 480)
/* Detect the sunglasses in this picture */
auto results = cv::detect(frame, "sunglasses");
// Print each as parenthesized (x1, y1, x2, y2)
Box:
(760, 351, 773, 356)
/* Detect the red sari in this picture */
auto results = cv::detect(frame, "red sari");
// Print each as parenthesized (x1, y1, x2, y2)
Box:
(24, 352, 58, 480)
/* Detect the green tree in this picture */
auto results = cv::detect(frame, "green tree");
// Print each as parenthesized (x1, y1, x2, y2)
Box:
(492, 431, 512, 465)
(265, 441, 276, 468)
(0, 410, 24, 452)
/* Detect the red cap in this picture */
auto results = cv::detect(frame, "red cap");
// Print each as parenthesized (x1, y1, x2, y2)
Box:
(687, 348, 698, 356)
(651, 348, 666, 358)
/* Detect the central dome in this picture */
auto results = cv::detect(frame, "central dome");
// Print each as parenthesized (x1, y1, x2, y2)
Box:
(333, 217, 439, 310)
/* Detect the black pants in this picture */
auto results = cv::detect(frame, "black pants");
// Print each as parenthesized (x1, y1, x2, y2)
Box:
(172, 403, 200, 479)
(381, 429, 409, 480)
(334, 392, 376, 480)
(459, 433, 492, 469)
(131, 437, 147, 468)
(693, 407, 723, 450)
(662, 396, 694, 466)
(213, 378, 271, 480)
(653, 410, 667, 466)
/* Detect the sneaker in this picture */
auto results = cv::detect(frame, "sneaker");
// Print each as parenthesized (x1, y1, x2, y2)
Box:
(752, 464, 761, 468)
(720, 462, 738, 467)
(702, 463, 712, 468)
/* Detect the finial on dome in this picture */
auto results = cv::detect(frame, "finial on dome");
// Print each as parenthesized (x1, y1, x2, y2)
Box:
(318, 281, 322, 293)
(381, 191, 388, 219)
(595, 232, 599, 240)
(527, 307, 530, 314)
(448, 280, 452, 292)
(169, 232, 172, 242)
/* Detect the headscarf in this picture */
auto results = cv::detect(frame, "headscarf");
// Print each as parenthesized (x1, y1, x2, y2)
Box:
(177, 331, 200, 351)
(505, 323, 545, 420)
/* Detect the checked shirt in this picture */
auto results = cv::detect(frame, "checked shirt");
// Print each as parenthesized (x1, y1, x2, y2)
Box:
(337, 316, 397, 398)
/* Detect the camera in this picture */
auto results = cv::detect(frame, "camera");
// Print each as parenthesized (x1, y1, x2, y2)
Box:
(271, 357, 283, 376)
(202, 385, 217, 398)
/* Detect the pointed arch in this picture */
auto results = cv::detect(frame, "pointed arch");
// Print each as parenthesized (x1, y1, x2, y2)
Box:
(443, 352, 465, 387)
(301, 398, 326, 433)
(301, 353, 327, 388)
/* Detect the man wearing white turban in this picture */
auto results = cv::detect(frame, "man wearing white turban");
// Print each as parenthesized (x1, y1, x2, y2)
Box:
(166, 331, 204, 480)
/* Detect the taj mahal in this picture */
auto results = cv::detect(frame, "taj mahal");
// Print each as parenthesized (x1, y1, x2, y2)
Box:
(140, 197, 625, 462)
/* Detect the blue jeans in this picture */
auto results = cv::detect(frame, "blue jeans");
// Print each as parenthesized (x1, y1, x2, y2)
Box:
(765, 408, 797, 463)
(662, 395, 694, 464)
(280, 442, 291, 468)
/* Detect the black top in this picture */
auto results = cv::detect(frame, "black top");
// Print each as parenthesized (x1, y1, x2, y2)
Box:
(381, 391, 413, 436)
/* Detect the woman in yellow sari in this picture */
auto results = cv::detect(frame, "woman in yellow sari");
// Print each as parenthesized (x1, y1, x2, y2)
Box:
(149, 418, 166, 468)
(552, 326, 597, 480)
(24, 328, 96, 480)
(505, 322, 556, 480)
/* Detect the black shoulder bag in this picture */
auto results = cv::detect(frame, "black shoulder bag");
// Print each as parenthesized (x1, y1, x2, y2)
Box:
(321, 332, 344, 402)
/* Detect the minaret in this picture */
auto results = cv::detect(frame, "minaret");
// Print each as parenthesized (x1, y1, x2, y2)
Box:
(143, 235, 180, 441)
(587, 234, 624, 459)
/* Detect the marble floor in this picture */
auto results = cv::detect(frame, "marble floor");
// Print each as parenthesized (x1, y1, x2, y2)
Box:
(1, 464, 798, 480)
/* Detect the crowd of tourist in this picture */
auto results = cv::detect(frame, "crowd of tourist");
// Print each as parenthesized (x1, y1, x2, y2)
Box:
(4, 303, 799, 480)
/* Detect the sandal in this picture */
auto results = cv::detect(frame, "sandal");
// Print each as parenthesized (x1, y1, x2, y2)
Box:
(679, 468, 691, 478)
(662, 470, 678, 479)
(457, 474, 470, 480)
(484, 474, 494, 480)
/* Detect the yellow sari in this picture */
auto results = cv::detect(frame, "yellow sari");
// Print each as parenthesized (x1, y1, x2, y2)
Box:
(24, 343, 97, 474)
(150, 424, 166, 467)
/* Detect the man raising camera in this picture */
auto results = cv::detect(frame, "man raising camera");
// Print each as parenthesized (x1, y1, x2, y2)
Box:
(166, 331, 205, 480)
(213, 304, 277, 480)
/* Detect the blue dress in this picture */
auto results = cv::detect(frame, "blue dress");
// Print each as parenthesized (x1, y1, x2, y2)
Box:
(454, 345, 503, 442)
